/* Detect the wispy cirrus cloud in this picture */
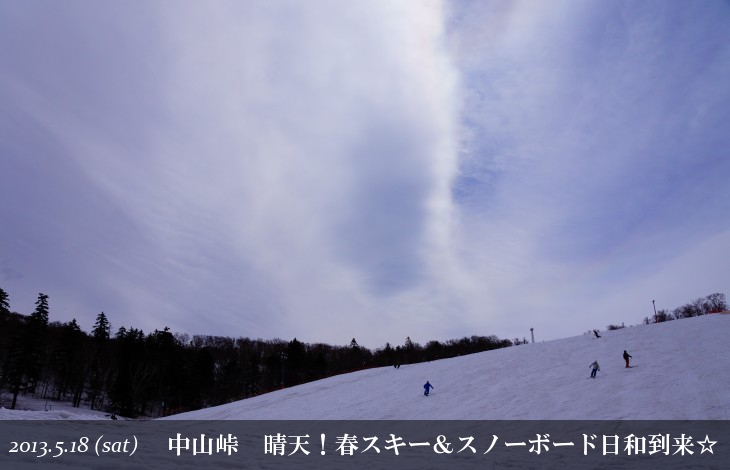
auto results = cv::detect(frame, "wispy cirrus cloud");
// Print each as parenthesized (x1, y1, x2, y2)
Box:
(448, 0, 730, 334)
(1, 0, 464, 345)
(1, 0, 728, 347)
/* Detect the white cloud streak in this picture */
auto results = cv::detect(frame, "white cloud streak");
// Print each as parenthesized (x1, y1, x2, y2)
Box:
(2, 0, 466, 346)
(448, 0, 730, 338)
(1, 0, 728, 347)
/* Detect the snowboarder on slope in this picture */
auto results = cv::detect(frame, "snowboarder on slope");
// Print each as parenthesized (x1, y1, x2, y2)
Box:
(593, 329, 601, 338)
(589, 360, 600, 379)
(623, 350, 632, 368)
(423, 381, 434, 396)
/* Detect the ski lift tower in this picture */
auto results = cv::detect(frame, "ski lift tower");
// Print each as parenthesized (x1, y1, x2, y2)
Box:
(530, 328, 534, 344)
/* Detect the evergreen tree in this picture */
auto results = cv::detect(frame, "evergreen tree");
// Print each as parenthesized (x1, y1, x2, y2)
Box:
(286, 338, 306, 386)
(1, 336, 25, 409)
(3, 293, 51, 408)
(92, 312, 111, 340)
(348, 337, 364, 369)
(110, 327, 151, 416)
(0, 287, 9, 314)
(87, 312, 113, 410)
(30, 293, 49, 326)
(0, 287, 13, 383)
(51, 319, 87, 402)
(146, 327, 184, 416)
(381, 342, 395, 366)
(404, 336, 413, 364)
(25, 293, 50, 390)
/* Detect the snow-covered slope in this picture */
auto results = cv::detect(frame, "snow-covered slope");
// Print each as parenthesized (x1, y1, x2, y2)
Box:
(2, 314, 727, 421)
(0, 397, 114, 420)
(165, 314, 730, 420)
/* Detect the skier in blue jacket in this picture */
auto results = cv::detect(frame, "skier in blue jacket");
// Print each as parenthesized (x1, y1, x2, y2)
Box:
(423, 381, 434, 396)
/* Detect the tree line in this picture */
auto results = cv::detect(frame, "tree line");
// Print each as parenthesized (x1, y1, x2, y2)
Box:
(0, 287, 512, 417)
(591, 292, 726, 333)
(642, 292, 727, 324)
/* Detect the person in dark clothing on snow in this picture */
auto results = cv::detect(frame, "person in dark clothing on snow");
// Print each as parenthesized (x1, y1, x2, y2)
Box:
(623, 350, 632, 368)
(423, 381, 434, 396)
(593, 329, 601, 338)
(589, 360, 600, 379)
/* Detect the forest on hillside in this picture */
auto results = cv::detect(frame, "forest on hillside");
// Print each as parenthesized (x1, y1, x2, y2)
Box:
(0, 287, 513, 417)
(0, 287, 724, 417)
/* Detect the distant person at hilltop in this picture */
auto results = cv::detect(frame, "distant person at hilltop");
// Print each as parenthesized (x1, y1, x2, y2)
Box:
(593, 329, 601, 338)
(623, 350, 632, 368)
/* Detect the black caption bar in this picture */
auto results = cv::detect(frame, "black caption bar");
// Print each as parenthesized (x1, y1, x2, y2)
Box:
(1, 420, 727, 470)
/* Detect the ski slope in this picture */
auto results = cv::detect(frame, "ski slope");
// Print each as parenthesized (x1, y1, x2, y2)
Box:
(2, 314, 728, 421)
(165, 314, 730, 420)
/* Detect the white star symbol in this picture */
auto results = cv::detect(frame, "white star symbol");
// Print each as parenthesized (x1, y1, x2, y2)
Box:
(697, 435, 717, 454)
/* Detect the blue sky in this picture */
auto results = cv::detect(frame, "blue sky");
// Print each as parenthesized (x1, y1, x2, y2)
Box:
(1, 0, 728, 347)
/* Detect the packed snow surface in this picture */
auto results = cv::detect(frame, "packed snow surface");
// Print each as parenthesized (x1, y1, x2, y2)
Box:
(2, 314, 728, 420)
(0, 397, 113, 420)
(166, 314, 730, 420)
